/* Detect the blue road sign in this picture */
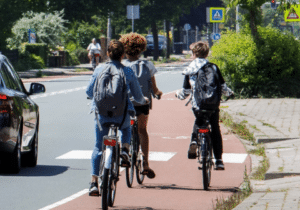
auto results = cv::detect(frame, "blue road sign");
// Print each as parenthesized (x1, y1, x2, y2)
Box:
(212, 33, 221, 40)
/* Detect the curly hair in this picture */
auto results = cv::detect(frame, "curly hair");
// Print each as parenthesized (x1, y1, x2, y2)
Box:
(119, 33, 147, 56)
(107, 40, 124, 60)
(191, 41, 209, 58)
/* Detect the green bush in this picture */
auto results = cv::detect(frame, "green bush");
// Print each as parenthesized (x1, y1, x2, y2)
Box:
(210, 26, 300, 98)
(14, 50, 45, 72)
(72, 47, 89, 63)
(29, 54, 45, 69)
(21, 43, 48, 64)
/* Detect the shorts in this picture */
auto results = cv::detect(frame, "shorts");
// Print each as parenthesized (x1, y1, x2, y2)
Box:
(134, 105, 150, 116)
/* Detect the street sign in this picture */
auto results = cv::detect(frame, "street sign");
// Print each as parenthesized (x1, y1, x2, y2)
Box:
(284, 5, 300, 22)
(127, 5, 140, 19)
(28, 29, 36, 43)
(184, 23, 191, 31)
(212, 33, 221, 40)
(209, 7, 225, 23)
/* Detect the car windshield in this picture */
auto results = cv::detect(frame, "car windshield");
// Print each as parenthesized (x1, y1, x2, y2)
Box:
(146, 36, 166, 44)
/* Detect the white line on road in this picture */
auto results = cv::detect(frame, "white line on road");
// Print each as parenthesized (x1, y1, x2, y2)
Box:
(31, 86, 87, 99)
(39, 189, 89, 210)
(56, 150, 176, 161)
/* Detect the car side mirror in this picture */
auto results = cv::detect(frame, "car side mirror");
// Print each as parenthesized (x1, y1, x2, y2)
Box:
(29, 83, 46, 95)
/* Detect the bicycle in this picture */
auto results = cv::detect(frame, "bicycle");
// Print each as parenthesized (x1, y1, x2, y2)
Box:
(125, 116, 145, 187)
(90, 49, 99, 71)
(125, 94, 161, 187)
(194, 110, 215, 191)
(98, 123, 121, 210)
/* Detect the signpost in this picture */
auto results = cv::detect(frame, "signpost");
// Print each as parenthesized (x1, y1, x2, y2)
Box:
(184, 23, 191, 50)
(127, 5, 140, 32)
(284, 5, 300, 34)
(206, 7, 225, 44)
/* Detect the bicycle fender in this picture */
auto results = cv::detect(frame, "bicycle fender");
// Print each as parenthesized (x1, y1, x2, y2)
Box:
(105, 146, 113, 169)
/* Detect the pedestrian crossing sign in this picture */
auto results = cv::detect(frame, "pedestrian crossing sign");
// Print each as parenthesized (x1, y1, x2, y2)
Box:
(284, 5, 300, 22)
(210, 7, 225, 23)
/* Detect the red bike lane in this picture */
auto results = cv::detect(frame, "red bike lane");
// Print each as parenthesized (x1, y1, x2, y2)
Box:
(50, 91, 251, 210)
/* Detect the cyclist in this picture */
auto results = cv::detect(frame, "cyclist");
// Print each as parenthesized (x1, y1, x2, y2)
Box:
(175, 41, 233, 170)
(119, 33, 163, 179)
(87, 38, 101, 66)
(86, 40, 149, 196)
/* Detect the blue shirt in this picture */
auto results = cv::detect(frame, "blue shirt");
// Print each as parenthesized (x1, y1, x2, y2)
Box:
(86, 60, 146, 127)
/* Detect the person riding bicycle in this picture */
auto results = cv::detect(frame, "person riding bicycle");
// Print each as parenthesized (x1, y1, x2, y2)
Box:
(86, 40, 149, 196)
(119, 33, 163, 179)
(175, 41, 234, 170)
(87, 38, 101, 66)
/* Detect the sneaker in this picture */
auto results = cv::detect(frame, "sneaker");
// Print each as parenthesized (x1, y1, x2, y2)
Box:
(120, 149, 130, 167)
(188, 141, 198, 159)
(89, 182, 99, 196)
(215, 159, 225, 170)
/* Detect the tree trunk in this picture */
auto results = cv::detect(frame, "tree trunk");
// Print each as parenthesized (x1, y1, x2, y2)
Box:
(151, 21, 159, 61)
(166, 20, 171, 59)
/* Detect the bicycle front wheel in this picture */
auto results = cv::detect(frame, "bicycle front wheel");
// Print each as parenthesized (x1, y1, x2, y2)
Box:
(136, 148, 145, 184)
(126, 137, 135, 188)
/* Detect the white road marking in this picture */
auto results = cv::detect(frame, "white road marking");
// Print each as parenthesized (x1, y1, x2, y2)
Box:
(38, 189, 89, 210)
(222, 153, 248, 164)
(162, 136, 190, 139)
(56, 150, 176, 162)
(31, 86, 87, 99)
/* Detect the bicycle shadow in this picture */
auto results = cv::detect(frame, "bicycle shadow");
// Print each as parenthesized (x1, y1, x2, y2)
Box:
(111, 207, 157, 210)
(135, 183, 240, 193)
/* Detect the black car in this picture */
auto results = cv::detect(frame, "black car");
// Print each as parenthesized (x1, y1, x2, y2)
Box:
(0, 53, 45, 173)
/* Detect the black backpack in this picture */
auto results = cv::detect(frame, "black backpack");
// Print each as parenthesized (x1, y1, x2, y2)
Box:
(93, 62, 127, 117)
(194, 63, 221, 110)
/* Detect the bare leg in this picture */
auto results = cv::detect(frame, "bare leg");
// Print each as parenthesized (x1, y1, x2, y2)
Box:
(137, 114, 149, 168)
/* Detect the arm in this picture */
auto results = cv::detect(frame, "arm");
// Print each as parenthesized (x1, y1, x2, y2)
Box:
(86, 69, 101, 98)
(128, 69, 147, 105)
(151, 76, 162, 96)
(213, 64, 234, 96)
(176, 75, 192, 100)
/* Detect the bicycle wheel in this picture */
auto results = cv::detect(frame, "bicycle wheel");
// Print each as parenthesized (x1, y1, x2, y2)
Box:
(108, 145, 119, 207)
(101, 168, 109, 210)
(126, 142, 135, 187)
(136, 144, 145, 184)
(201, 138, 212, 190)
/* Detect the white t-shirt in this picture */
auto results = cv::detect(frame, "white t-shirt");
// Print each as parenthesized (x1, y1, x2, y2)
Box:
(87, 43, 101, 54)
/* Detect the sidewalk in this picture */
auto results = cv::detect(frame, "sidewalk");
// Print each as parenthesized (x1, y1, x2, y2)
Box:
(221, 99, 300, 210)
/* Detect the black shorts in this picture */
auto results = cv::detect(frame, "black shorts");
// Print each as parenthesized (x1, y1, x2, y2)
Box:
(134, 105, 150, 116)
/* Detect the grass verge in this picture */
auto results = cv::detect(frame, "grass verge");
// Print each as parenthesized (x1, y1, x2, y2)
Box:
(214, 110, 270, 209)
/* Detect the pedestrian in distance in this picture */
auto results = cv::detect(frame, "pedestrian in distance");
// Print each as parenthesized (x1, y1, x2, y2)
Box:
(119, 32, 163, 179)
(87, 38, 101, 66)
(175, 41, 234, 170)
(86, 40, 149, 196)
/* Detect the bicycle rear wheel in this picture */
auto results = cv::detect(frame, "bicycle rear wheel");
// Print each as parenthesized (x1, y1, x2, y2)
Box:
(201, 139, 212, 190)
(126, 136, 135, 188)
(108, 145, 119, 207)
(101, 168, 109, 210)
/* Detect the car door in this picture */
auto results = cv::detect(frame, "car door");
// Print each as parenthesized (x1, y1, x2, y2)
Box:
(2, 60, 37, 151)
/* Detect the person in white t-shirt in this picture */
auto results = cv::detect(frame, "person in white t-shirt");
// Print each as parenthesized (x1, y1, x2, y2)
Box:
(87, 38, 101, 66)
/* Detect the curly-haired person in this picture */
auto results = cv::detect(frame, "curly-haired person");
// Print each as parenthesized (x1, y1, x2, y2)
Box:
(119, 33, 163, 179)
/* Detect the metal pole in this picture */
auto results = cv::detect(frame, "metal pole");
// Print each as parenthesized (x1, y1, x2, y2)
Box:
(132, 6, 134, 32)
(236, 5, 239, 32)
(107, 13, 111, 47)
(186, 30, 189, 51)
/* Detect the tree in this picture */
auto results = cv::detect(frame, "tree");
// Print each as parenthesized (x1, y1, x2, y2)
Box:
(227, 0, 298, 43)
(7, 11, 68, 50)
(0, 0, 48, 50)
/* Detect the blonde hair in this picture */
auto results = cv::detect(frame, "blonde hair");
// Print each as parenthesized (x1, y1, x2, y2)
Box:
(119, 33, 147, 56)
(107, 40, 124, 60)
(191, 41, 209, 58)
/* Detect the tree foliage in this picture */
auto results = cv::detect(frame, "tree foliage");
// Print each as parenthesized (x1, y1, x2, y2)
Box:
(6, 10, 68, 50)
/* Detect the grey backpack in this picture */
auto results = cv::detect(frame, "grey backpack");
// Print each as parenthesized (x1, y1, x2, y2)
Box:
(127, 60, 152, 106)
(93, 62, 127, 117)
